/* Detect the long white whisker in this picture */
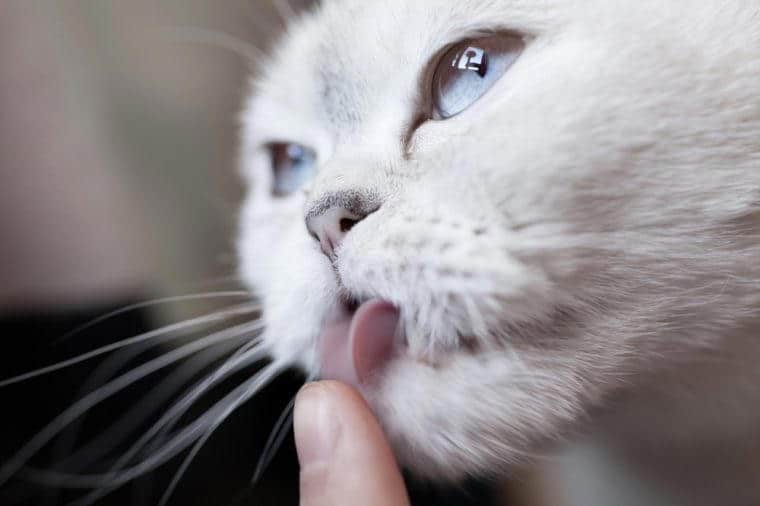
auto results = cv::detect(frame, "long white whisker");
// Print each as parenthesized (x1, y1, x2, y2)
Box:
(142, 339, 266, 455)
(158, 366, 284, 506)
(0, 321, 262, 487)
(163, 26, 266, 65)
(251, 396, 296, 485)
(27, 361, 287, 498)
(59, 342, 271, 505)
(39, 337, 160, 506)
(156, 423, 215, 506)
(111, 361, 285, 488)
(52, 291, 252, 344)
(44, 337, 163, 482)
(51, 342, 242, 473)
(0, 303, 259, 389)
(272, 0, 297, 25)
(126, 341, 266, 464)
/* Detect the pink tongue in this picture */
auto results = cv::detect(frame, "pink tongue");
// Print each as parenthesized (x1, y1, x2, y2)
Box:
(319, 300, 399, 388)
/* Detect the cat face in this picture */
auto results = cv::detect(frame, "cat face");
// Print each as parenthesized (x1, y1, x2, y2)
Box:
(238, 0, 760, 479)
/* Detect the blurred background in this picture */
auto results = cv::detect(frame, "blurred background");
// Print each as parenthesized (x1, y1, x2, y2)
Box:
(0, 2, 508, 505)
(3, 3, 755, 506)
(0, 2, 304, 505)
(0, 0, 284, 312)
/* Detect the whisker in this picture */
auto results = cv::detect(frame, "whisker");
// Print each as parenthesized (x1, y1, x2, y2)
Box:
(30, 345, 243, 506)
(156, 426, 214, 506)
(52, 291, 252, 345)
(25, 361, 287, 501)
(272, 0, 297, 25)
(50, 342, 241, 472)
(0, 321, 262, 487)
(120, 341, 267, 467)
(251, 396, 296, 486)
(142, 339, 266, 454)
(41, 333, 172, 506)
(163, 26, 267, 65)
(113, 361, 285, 489)
(63, 341, 271, 504)
(0, 303, 259, 388)
(157, 360, 284, 506)
(44, 338, 167, 477)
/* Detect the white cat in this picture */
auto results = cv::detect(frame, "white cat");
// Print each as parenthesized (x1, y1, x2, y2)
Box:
(238, 0, 760, 504)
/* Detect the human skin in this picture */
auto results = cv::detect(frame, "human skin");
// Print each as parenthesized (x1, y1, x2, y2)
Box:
(294, 381, 410, 506)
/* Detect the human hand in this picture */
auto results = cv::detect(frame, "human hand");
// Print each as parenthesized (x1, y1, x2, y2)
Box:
(294, 380, 411, 506)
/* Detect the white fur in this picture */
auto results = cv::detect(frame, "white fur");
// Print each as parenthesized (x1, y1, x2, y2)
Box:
(239, 0, 760, 502)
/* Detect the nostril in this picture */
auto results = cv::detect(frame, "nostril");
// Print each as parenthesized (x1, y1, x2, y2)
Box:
(340, 218, 358, 233)
(304, 193, 382, 261)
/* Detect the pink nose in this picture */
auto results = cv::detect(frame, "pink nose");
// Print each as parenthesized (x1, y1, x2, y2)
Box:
(305, 206, 364, 260)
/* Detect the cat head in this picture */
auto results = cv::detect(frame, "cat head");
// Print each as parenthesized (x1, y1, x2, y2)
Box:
(238, 0, 760, 480)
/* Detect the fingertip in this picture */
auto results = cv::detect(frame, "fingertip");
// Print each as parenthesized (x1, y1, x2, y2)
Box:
(297, 380, 372, 422)
(301, 379, 364, 399)
(294, 381, 410, 506)
(294, 382, 340, 467)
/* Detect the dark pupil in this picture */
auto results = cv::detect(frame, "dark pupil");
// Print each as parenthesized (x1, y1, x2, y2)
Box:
(452, 46, 489, 77)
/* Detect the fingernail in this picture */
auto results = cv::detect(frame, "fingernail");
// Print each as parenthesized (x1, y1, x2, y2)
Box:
(294, 382, 339, 466)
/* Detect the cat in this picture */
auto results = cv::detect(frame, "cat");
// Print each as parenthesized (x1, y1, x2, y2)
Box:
(237, 0, 760, 504)
(1, 1, 758, 504)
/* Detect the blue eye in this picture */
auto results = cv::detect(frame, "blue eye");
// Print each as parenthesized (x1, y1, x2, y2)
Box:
(268, 142, 317, 197)
(432, 33, 525, 119)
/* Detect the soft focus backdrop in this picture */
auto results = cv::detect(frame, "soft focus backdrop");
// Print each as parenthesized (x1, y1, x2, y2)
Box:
(0, 0, 291, 313)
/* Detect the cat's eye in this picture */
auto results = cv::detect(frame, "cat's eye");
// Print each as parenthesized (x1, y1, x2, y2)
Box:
(432, 33, 525, 119)
(267, 142, 317, 197)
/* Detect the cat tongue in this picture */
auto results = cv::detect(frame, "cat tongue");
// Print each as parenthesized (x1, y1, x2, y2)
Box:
(319, 300, 399, 389)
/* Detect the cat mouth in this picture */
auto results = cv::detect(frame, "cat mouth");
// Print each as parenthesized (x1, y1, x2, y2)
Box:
(317, 298, 402, 390)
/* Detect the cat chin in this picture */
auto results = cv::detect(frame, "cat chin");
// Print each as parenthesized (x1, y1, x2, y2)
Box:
(361, 345, 608, 481)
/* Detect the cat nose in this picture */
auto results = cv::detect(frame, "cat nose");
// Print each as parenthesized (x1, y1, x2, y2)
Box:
(305, 192, 379, 260)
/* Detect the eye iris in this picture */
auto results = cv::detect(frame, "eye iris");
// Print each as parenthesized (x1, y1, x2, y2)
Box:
(433, 34, 524, 119)
(270, 143, 316, 197)
(286, 143, 305, 163)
